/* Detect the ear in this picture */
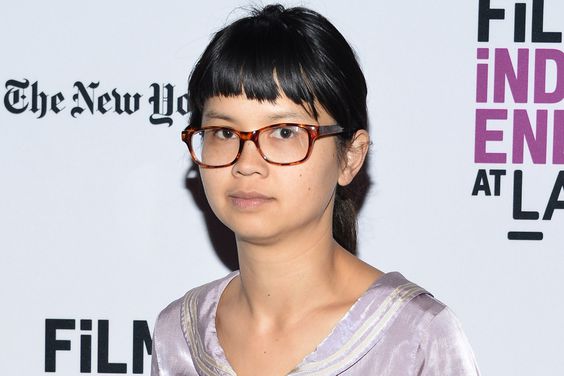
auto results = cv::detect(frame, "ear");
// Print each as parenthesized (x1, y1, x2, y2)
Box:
(337, 130, 370, 186)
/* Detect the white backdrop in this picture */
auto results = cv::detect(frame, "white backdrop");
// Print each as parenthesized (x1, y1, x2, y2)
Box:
(1, 0, 563, 375)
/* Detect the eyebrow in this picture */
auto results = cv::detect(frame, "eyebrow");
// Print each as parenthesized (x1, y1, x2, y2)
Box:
(202, 109, 310, 123)
(202, 110, 234, 122)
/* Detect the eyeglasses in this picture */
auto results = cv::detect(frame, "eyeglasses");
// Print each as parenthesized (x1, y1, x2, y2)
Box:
(181, 123, 346, 168)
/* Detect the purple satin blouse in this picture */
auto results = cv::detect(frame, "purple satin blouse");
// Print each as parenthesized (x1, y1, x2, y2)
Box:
(151, 271, 480, 375)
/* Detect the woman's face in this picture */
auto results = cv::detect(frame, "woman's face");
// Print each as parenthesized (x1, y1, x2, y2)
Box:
(199, 94, 345, 244)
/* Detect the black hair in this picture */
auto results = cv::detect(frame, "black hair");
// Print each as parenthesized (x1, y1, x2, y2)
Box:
(188, 4, 368, 253)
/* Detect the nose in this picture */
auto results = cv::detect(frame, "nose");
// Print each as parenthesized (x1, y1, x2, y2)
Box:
(232, 139, 268, 177)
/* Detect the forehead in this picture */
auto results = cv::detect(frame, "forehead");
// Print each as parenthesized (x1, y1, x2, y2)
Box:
(202, 95, 333, 126)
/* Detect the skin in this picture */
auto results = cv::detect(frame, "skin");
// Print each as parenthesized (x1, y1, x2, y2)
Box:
(199, 93, 384, 376)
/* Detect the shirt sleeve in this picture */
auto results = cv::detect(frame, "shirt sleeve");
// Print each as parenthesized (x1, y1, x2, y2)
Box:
(414, 306, 480, 376)
(150, 313, 162, 376)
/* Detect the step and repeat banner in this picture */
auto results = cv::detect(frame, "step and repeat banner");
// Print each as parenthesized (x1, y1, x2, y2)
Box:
(1, 1, 562, 375)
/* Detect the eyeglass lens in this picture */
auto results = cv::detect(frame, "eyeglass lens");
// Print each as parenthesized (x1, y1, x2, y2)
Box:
(191, 125, 310, 166)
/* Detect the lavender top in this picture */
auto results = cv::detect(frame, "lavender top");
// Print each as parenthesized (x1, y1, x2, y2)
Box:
(151, 271, 480, 375)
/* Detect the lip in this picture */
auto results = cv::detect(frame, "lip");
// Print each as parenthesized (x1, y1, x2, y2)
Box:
(228, 191, 274, 209)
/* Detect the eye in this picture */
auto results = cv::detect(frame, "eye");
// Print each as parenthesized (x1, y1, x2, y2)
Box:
(213, 128, 237, 140)
(271, 125, 299, 139)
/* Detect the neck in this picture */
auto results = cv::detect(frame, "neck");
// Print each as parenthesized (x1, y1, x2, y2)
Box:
(234, 224, 347, 325)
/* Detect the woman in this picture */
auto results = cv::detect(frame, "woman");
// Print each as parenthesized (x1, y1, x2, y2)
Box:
(151, 4, 480, 375)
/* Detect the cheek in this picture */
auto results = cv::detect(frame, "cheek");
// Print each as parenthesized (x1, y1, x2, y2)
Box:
(291, 151, 340, 209)
(199, 169, 226, 212)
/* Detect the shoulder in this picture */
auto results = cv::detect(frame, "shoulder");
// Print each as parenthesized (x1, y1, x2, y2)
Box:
(181, 271, 239, 324)
(155, 271, 239, 330)
(153, 271, 240, 350)
(366, 271, 446, 326)
(386, 276, 480, 376)
(413, 303, 480, 375)
(364, 272, 451, 342)
(151, 272, 239, 376)
(151, 295, 192, 375)
(375, 273, 470, 335)
(401, 288, 449, 328)
(401, 292, 471, 350)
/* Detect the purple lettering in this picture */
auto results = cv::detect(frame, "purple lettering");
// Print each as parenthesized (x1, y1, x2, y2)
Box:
(494, 48, 529, 103)
(554, 110, 564, 164)
(475, 108, 508, 163)
(476, 48, 489, 102)
(534, 49, 564, 103)
(512, 109, 547, 164)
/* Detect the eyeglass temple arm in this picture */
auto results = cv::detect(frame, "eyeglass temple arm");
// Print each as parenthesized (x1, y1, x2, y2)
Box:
(317, 124, 347, 137)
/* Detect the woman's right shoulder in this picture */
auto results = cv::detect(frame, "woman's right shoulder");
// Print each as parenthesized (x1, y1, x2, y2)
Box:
(154, 270, 239, 327)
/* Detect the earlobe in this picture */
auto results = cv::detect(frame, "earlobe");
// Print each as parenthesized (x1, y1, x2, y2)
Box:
(337, 130, 370, 186)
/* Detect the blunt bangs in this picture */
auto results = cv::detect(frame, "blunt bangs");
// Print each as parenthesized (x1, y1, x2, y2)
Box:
(188, 5, 368, 135)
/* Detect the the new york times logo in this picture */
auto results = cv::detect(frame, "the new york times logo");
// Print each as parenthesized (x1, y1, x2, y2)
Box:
(45, 319, 151, 374)
(3, 79, 189, 126)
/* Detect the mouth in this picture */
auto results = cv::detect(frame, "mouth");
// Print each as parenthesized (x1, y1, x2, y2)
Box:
(228, 191, 274, 210)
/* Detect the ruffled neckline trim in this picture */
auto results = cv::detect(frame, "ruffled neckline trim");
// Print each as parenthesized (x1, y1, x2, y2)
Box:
(181, 270, 429, 376)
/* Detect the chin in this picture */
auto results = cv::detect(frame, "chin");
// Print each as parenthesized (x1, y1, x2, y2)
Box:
(224, 217, 283, 245)
(235, 226, 281, 245)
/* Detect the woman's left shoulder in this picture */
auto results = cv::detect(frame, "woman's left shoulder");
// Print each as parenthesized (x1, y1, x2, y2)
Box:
(380, 272, 469, 330)
(369, 271, 449, 324)
(391, 275, 481, 375)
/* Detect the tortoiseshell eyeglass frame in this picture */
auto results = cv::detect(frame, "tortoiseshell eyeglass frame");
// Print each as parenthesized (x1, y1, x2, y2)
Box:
(181, 123, 347, 168)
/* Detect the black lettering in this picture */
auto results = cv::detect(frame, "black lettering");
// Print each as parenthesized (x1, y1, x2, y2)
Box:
(489, 169, 506, 196)
(4, 79, 30, 114)
(532, 0, 562, 43)
(51, 92, 65, 114)
(72, 81, 99, 118)
(97, 320, 127, 373)
(543, 171, 564, 220)
(30, 81, 48, 119)
(478, 0, 505, 42)
(45, 319, 75, 372)
(80, 320, 92, 373)
(149, 83, 174, 126)
(514, 3, 526, 42)
(472, 169, 491, 196)
(177, 93, 189, 116)
(513, 170, 540, 220)
(98, 92, 112, 114)
(132, 320, 152, 374)
(112, 89, 142, 115)
(123, 93, 142, 115)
